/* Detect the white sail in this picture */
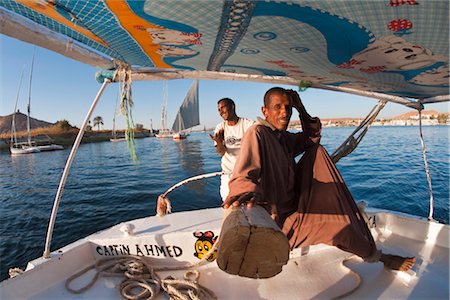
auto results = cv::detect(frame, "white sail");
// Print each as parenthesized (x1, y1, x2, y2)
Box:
(161, 81, 168, 131)
(171, 80, 199, 133)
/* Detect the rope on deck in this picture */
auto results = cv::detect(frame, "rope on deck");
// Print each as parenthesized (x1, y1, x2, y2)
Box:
(66, 240, 219, 299)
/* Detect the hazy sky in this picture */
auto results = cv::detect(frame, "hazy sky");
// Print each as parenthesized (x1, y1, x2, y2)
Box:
(1, 35, 448, 130)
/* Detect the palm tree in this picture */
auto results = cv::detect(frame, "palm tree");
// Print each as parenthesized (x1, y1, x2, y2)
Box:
(93, 116, 104, 131)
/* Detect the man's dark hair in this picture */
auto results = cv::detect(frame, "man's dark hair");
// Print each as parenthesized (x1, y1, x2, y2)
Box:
(218, 97, 235, 109)
(263, 87, 288, 106)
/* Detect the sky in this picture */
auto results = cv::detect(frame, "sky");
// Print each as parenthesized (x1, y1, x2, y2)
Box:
(1, 35, 448, 131)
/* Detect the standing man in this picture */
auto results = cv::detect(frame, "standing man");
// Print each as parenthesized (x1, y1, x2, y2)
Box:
(224, 87, 415, 271)
(209, 98, 254, 200)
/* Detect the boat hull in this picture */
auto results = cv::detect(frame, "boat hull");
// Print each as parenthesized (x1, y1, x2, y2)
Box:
(37, 144, 64, 151)
(155, 133, 175, 138)
(0, 207, 448, 299)
(10, 146, 41, 155)
(172, 133, 187, 140)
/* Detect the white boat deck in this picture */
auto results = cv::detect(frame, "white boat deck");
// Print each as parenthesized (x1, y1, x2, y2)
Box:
(1, 208, 448, 299)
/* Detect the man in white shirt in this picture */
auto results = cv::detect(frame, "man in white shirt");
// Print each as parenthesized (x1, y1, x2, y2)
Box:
(209, 98, 254, 200)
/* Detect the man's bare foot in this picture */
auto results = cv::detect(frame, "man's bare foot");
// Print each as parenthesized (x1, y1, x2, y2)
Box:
(380, 254, 416, 271)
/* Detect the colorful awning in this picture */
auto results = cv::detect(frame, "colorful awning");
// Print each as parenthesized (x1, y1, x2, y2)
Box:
(1, 0, 448, 102)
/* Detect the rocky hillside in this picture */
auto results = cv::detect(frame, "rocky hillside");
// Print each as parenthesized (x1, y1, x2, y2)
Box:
(394, 110, 448, 120)
(0, 112, 54, 134)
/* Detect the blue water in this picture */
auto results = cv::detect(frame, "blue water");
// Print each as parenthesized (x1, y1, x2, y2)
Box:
(0, 126, 448, 281)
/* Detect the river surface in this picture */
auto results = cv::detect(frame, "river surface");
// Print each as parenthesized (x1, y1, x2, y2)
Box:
(0, 126, 448, 281)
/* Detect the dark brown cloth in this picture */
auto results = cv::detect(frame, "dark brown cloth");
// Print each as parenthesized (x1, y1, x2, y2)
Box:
(282, 144, 376, 258)
(226, 118, 376, 259)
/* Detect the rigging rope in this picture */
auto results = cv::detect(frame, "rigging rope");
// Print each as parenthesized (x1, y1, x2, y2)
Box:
(298, 80, 312, 92)
(157, 172, 224, 216)
(331, 100, 386, 163)
(117, 68, 138, 162)
(418, 110, 435, 220)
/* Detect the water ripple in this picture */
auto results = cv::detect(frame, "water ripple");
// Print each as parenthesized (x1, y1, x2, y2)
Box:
(0, 127, 448, 281)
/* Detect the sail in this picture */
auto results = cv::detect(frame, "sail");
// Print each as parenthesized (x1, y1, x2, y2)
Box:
(171, 80, 199, 133)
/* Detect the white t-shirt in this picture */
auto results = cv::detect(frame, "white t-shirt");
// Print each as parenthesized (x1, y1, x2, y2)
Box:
(214, 117, 255, 174)
(214, 117, 254, 200)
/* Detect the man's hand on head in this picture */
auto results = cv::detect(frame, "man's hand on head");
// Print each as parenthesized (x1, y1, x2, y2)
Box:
(286, 89, 302, 111)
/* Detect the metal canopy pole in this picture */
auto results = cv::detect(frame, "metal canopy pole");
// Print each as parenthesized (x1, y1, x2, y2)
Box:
(129, 69, 426, 110)
(331, 100, 387, 163)
(418, 110, 435, 221)
(43, 79, 111, 259)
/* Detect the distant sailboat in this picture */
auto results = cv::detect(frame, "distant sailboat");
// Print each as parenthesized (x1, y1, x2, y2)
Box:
(149, 118, 155, 137)
(10, 64, 40, 155)
(110, 92, 126, 142)
(171, 80, 200, 140)
(155, 81, 175, 138)
(155, 80, 200, 139)
(10, 50, 64, 154)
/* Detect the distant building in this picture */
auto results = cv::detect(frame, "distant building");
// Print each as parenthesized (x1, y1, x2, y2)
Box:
(288, 110, 448, 128)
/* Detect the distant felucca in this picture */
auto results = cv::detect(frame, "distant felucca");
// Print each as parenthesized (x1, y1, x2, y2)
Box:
(149, 118, 155, 137)
(10, 63, 40, 155)
(155, 80, 200, 140)
(10, 50, 63, 155)
(110, 91, 126, 142)
(171, 80, 200, 140)
(155, 81, 174, 138)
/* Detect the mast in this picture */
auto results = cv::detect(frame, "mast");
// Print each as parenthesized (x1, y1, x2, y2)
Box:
(11, 65, 26, 146)
(27, 48, 36, 146)
(112, 90, 119, 139)
(161, 81, 169, 132)
(112, 113, 116, 138)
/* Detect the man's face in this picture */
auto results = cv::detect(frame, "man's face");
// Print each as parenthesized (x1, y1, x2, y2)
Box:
(217, 101, 234, 121)
(262, 92, 292, 131)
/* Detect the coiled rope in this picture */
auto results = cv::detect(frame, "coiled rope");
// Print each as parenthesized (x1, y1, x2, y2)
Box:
(65, 171, 225, 298)
(66, 243, 219, 300)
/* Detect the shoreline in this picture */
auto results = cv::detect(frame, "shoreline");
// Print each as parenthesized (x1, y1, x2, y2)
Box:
(0, 130, 152, 150)
(2, 124, 447, 151)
